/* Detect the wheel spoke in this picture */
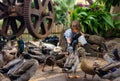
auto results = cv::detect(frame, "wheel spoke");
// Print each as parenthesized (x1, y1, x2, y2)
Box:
(42, 0, 53, 12)
(0, 2, 8, 11)
(42, 0, 50, 9)
(4, 0, 11, 5)
(0, 11, 9, 19)
(2, 18, 11, 33)
(31, 8, 40, 16)
(44, 16, 53, 20)
(42, 0, 54, 19)
(34, 19, 41, 32)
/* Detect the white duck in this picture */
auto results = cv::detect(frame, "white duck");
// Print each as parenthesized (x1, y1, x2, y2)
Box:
(39, 40, 56, 50)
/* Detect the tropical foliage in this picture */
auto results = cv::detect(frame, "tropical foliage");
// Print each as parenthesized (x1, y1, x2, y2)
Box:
(54, 0, 75, 27)
(96, 0, 120, 12)
(70, 2, 120, 37)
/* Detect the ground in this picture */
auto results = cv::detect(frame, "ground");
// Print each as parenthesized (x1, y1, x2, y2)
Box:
(29, 57, 120, 81)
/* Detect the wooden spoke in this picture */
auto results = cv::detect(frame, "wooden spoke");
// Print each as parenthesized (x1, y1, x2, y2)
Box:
(2, 18, 10, 34)
(0, 2, 8, 11)
(31, 8, 40, 16)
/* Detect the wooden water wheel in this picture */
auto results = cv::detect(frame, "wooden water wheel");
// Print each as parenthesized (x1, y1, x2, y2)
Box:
(0, 0, 54, 39)
(0, 0, 25, 38)
(24, 0, 54, 38)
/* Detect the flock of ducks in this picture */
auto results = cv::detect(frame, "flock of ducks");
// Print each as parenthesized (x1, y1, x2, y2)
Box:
(0, 36, 120, 81)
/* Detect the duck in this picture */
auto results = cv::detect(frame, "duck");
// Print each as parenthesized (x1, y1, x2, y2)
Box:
(77, 46, 107, 80)
(42, 54, 56, 72)
(42, 45, 65, 72)
(95, 48, 120, 81)
(63, 47, 80, 78)
(42, 35, 59, 46)
(1, 47, 18, 65)
(77, 47, 96, 79)
(39, 40, 56, 50)
(0, 73, 11, 81)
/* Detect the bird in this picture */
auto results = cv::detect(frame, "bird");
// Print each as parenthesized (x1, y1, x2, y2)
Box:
(77, 47, 107, 80)
(39, 40, 56, 50)
(42, 35, 59, 46)
(42, 55, 56, 72)
(1, 47, 18, 65)
(95, 48, 120, 81)
(63, 48, 80, 79)
(112, 48, 120, 61)
(42, 46, 65, 72)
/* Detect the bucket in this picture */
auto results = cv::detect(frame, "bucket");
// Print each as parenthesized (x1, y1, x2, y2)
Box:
(78, 35, 87, 45)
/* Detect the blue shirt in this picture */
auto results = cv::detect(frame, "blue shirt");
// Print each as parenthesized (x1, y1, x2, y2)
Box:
(64, 28, 72, 39)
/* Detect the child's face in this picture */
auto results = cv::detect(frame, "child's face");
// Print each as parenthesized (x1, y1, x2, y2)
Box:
(71, 24, 80, 33)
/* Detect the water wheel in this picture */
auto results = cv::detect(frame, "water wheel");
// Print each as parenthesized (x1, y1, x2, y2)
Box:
(0, 0, 26, 38)
(0, 0, 54, 39)
(24, 0, 54, 39)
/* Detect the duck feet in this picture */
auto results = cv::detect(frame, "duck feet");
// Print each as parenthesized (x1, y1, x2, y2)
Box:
(67, 75, 73, 78)
(74, 75, 80, 78)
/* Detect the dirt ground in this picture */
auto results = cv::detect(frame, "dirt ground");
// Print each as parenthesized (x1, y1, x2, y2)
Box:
(29, 57, 108, 81)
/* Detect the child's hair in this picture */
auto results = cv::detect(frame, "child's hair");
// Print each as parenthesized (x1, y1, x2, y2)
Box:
(70, 20, 82, 31)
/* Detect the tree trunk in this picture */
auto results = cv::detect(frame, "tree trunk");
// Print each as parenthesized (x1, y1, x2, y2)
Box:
(110, 5, 120, 21)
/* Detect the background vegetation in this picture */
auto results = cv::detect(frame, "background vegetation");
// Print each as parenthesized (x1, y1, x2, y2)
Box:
(70, 3, 120, 37)
(54, 0, 120, 37)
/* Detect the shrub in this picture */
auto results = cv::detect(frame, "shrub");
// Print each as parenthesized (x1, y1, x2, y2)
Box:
(70, 3, 116, 37)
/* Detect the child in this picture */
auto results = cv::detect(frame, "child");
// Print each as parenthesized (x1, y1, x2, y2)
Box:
(64, 20, 87, 52)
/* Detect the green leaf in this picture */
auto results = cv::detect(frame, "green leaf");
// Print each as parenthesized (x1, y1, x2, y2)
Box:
(78, 12, 88, 17)
(94, 27, 98, 34)
(81, 24, 86, 32)
(70, 11, 78, 21)
(102, 14, 114, 27)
